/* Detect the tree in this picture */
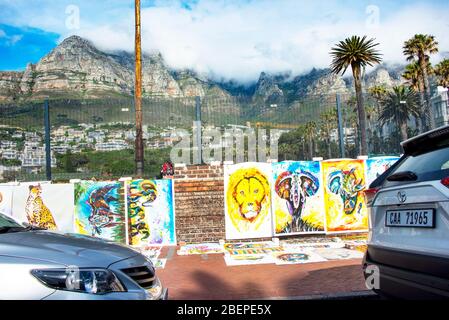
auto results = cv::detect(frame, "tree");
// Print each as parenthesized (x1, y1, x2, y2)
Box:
(435, 59, 449, 90)
(330, 36, 382, 155)
(319, 110, 337, 159)
(379, 86, 420, 142)
(403, 34, 439, 130)
(304, 121, 317, 160)
(403, 61, 427, 132)
(368, 85, 388, 148)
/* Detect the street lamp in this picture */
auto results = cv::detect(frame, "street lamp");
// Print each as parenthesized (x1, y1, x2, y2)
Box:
(135, 0, 144, 176)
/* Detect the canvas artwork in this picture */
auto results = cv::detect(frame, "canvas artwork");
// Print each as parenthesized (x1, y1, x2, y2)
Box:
(177, 243, 225, 255)
(224, 163, 273, 240)
(281, 242, 345, 251)
(74, 181, 127, 244)
(224, 253, 276, 266)
(365, 157, 400, 186)
(272, 161, 326, 235)
(12, 183, 74, 232)
(0, 185, 15, 217)
(273, 251, 327, 265)
(224, 242, 283, 255)
(322, 160, 369, 233)
(127, 179, 176, 246)
(313, 248, 364, 260)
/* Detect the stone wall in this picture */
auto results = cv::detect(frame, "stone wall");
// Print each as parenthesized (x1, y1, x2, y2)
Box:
(174, 164, 226, 243)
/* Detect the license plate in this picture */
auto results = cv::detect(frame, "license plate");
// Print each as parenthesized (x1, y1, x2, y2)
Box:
(385, 209, 435, 228)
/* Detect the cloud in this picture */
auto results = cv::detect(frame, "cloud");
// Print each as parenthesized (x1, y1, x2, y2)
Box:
(0, 27, 23, 46)
(1, 0, 449, 82)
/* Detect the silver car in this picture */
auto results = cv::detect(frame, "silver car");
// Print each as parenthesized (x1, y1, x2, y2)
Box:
(364, 125, 449, 299)
(0, 212, 168, 300)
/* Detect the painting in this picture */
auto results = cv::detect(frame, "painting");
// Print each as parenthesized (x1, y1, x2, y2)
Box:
(177, 243, 225, 255)
(0, 185, 15, 217)
(313, 248, 364, 260)
(273, 251, 327, 265)
(74, 181, 127, 244)
(224, 163, 273, 240)
(224, 253, 275, 266)
(12, 183, 74, 232)
(272, 161, 325, 235)
(127, 179, 176, 246)
(224, 242, 283, 255)
(365, 156, 400, 186)
(322, 160, 368, 233)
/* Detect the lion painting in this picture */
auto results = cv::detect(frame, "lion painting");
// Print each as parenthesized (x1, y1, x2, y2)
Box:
(226, 167, 271, 234)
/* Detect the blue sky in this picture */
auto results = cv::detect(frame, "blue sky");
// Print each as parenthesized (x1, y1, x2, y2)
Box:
(0, 0, 448, 81)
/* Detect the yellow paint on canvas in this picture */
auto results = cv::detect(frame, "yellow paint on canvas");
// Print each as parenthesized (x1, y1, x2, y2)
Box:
(322, 160, 368, 232)
(226, 167, 271, 233)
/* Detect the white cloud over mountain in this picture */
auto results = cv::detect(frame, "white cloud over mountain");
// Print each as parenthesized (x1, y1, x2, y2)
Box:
(1, 0, 448, 82)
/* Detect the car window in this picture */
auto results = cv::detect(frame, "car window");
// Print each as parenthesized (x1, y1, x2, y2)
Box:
(384, 146, 449, 187)
(0, 213, 23, 229)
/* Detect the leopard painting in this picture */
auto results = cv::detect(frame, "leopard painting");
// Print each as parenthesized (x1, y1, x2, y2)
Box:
(25, 185, 57, 230)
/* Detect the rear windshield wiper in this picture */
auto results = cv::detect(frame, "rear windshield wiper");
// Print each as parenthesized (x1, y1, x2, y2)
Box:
(387, 171, 418, 182)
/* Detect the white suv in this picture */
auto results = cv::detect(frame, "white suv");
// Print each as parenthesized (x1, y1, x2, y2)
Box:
(363, 125, 449, 299)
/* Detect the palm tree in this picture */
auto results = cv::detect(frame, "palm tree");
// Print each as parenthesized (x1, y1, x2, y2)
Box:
(403, 61, 427, 132)
(330, 36, 382, 155)
(379, 86, 420, 142)
(435, 59, 449, 90)
(319, 110, 337, 159)
(368, 85, 388, 146)
(403, 34, 439, 130)
(304, 121, 317, 160)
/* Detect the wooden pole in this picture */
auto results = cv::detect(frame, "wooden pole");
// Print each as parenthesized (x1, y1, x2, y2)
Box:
(135, 0, 144, 176)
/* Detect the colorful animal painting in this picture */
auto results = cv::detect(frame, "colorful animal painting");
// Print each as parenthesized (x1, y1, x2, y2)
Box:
(322, 160, 368, 233)
(74, 181, 126, 243)
(127, 179, 176, 246)
(365, 157, 400, 186)
(25, 185, 57, 230)
(273, 251, 327, 265)
(272, 161, 325, 235)
(224, 163, 273, 239)
(12, 183, 74, 232)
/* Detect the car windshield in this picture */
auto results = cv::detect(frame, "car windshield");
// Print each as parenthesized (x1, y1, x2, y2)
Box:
(0, 212, 25, 230)
(384, 146, 449, 187)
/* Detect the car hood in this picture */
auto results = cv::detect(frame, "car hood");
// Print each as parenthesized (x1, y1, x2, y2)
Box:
(0, 230, 139, 268)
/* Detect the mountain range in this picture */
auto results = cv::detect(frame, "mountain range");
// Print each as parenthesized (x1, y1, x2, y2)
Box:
(0, 35, 406, 105)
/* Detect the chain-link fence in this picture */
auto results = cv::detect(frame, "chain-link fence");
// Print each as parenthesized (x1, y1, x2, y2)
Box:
(0, 93, 410, 182)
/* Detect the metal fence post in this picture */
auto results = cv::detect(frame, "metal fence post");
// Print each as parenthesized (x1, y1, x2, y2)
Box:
(44, 99, 52, 181)
(194, 96, 202, 164)
(336, 94, 346, 158)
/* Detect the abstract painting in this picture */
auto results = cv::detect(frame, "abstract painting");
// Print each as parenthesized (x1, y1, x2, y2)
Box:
(74, 181, 126, 243)
(224, 253, 275, 266)
(273, 251, 327, 265)
(224, 242, 283, 255)
(322, 160, 368, 233)
(224, 163, 273, 240)
(177, 243, 225, 255)
(271, 161, 325, 235)
(12, 183, 74, 232)
(0, 185, 14, 217)
(313, 248, 364, 260)
(365, 156, 400, 186)
(127, 179, 176, 246)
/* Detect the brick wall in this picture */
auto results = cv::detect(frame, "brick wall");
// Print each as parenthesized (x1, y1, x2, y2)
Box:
(174, 164, 226, 243)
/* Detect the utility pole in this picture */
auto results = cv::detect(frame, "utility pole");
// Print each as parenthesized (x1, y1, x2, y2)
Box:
(134, 0, 144, 176)
(44, 99, 52, 181)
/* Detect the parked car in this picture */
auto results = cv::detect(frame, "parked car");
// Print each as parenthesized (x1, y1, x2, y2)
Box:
(0, 212, 168, 300)
(363, 125, 449, 299)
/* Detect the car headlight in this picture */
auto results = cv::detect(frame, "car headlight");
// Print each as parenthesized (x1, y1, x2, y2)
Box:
(31, 268, 126, 294)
